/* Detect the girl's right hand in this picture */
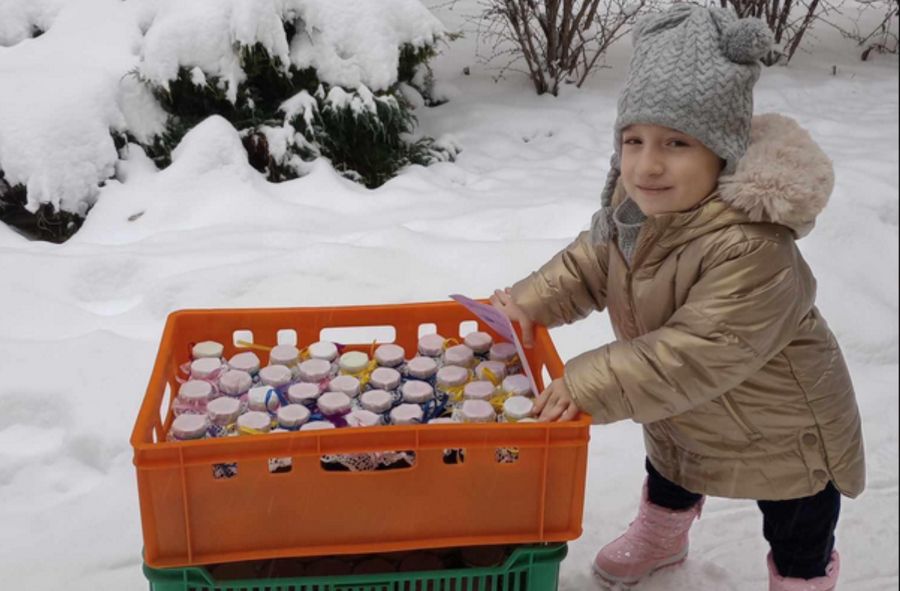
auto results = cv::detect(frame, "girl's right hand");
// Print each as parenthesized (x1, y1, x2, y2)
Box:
(490, 287, 535, 348)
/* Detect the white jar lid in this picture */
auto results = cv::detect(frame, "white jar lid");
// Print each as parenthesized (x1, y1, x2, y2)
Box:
(207, 396, 241, 424)
(463, 380, 495, 401)
(171, 414, 209, 439)
(277, 404, 311, 428)
(218, 370, 253, 396)
(338, 351, 369, 374)
(417, 334, 445, 357)
(300, 420, 336, 431)
(463, 331, 493, 354)
(461, 399, 495, 423)
(318, 391, 352, 416)
(502, 374, 532, 397)
(444, 344, 474, 367)
(374, 343, 405, 367)
(190, 357, 222, 379)
(360, 389, 393, 413)
(328, 375, 360, 397)
(238, 411, 272, 433)
(270, 345, 300, 366)
(299, 358, 332, 382)
(228, 351, 261, 374)
(259, 364, 293, 387)
(427, 417, 458, 425)
(437, 365, 468, 388)
(503, 396, 534, 420)
(288, 382, 320, 404)
(489, 342, 518, 362)
(390, 403, 424, 425)
(179, 380, 213, 402)
(370, 367, 401, 391)
(346, 409, 381, 428)
(406, 356, 437, 379)
(401, 380, 434, 404)
(192, 340, 224, 359)
(248, 386, 281, 412)
(475, 360, 507, 382)
(308, 341, 338, 361)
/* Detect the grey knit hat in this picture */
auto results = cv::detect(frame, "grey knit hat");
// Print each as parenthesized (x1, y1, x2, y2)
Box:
(592, 4, 773, 242)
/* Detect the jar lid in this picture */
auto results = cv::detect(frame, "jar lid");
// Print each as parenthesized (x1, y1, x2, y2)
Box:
(338, 351, 369, 374)
(503, 396, 534, 420)
(370, 367, 401, 391)
(401, 380, 434, 404)
(318, 391, 352, 416)
(417, 334, 445, 357)
(346, 409, 381, 428)
(179, 380, 213, 401)
(501, 374, 532, 397)
(443, 344, 474, 367)
(360, 389, 393, 413)
(463, 380, 495, 401)
(171, 414, 209, 440)
(228, 351, 260, 374)
(300, 420, 336, 431)
(406, 356, 437, 379)
(299, 358, 332, 382)
(192, 340, 224, 359)
(248, 386, 281, 412)
(308, 340, 339, 361)
(270, 345, 300, 366)
(461, 399, 495, 423)
(237, 411, 272, 433)
(398, 552, 443, 572)
(436, 365, 468, 388)
(190, 357, 222, 379)
(463, 331, 493, 353)
(374, 343, 405, 367)
(288, 382, 320, 404)
(427, 417, 457, 425)
(328, 375, 360, 397)
(207, 396, 241, 424)
(218, 370, 252, 396)
(277, 404, 311, 428)
(489, 342, 518, 362)
(390, 403, 424, 425)
(461, 546, 507, 568)
(259, 364, 293, 387)
(475, 360, 507, 382)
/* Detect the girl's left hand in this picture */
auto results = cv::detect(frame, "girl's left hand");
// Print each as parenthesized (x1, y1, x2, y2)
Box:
(533, 378, 580, 422)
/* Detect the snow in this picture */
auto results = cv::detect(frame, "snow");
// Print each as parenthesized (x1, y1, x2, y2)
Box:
(0, 0, 898, 590)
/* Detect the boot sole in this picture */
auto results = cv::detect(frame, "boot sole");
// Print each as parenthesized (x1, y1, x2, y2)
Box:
(591, 546, 689, 588)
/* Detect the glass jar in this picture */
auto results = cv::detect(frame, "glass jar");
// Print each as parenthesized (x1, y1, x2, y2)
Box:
(360, 389, 393, 414)
(463, 380, 495, 402)
(308, 340, 338, 362)
(501, 374, 533, 397)
(436, 365, 469, 401)
(300, 420, 336, 432)
(168, 413, 209, 441)
(287, 382, 320, 407)
(405, 356, 438, 383)
(259, 365, 293, 389)
(417, 334, 445, 359)
(369, 367, 401, 392)
(277, 404, 311, 430)
(317, 391, 352, 419)
(237, 411, 272, 434)
(218, 369, 253, 399)
(207, 396, 241, 436)
(328, 375, 360, 397)
(401, 380, 434, 404)
(269, 345, 301, 378)
(338, 351, 370, 375)
(390, 403, 424, 425)
(443, 344, 475, 368)
(228, 351, 261, 378)
(502, 396, 534, 422)
(192, 340, 224, 360)
(345, 409, 381, 428)
(190, 357, 225, 381)
(459, 399, 495, 423)
(489, 342, 521, 374)
(463, 331, 492, 357)
(374, 343, 405, 368)
(173, 380, 213, 415)
(475, 360, 507, 384)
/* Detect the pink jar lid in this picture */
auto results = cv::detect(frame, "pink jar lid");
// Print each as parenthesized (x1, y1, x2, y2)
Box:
(328, 375, 360, 397)
(237, 411, 272, 433)
(288, 382, 320, 404)
(360, 389, 393, 413)
(489, 342, 518, 362)
(248, 386, 281, 412)
(398, 552, 444, 572)
(346, 409, 381, 428)
(463, 380, 495, 401)
(179, 380, 213, 402)
(375, 343, 405, 367)
(300, 421, 336, 431)
(370, 367, 401, 391)
(502, 374, 532, 397)
(461, 399, 495, 423)
(259, 364, 292, 387)
(475, 360, 507, 382)
(277, 404, 311, 428)
(406, 356, 437, 379)
(318, 391, 352, 416)
(503, 396, 534, 420)
(463, 331, 493, 354)
(308, 341, 338, 361)
(436, 365, 468, 388)
(207, 396, 241, 425)
(228, 351, 260, 374)
(401, 380, 434, 404)
(270, 345, 300, 367)
(190, 357, 222, 379)
(299, 358, 332, 382)
(192, 340, 224, 359)
(417, 334, 445, 357)
(171, 414, 209, 439)
(444, 344, 474, 367)
(390, 403, 424, 425)
(218, 370, 252, 396)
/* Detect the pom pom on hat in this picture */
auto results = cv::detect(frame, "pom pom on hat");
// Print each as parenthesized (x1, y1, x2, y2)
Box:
(721, 17, 774, 64)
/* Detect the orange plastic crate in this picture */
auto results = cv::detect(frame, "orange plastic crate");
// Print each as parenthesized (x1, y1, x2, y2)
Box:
(131, 301, 590, 569)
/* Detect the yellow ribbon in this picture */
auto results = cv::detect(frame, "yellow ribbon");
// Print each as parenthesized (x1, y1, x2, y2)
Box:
(299, 347, 311, 361)
(489, 390, 512, 414)
(344, 359, 379, 388)
(444, 383, 468, 404)
(442, 337, 460, 350)
(481, 366, 502, 387)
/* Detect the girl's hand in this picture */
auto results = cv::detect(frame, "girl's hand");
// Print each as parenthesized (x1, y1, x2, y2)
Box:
(489, 287, 535, 348)
(533, 378, 580, 422)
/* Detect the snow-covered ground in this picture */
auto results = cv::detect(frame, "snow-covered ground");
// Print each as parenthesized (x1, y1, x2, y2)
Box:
(0, 1, 897, 589)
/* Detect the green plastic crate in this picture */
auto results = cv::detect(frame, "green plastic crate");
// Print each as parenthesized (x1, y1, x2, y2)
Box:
(143, 544, 567, 591)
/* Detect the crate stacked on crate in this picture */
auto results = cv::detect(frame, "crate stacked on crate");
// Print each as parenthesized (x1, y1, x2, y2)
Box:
(131, 301, 590, 588)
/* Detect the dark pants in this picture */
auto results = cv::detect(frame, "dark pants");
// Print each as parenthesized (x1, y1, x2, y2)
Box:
(645, 458, 840, 579)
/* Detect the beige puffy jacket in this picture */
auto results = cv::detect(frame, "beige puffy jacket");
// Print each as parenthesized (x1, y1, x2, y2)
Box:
(510, 114, 865, 501)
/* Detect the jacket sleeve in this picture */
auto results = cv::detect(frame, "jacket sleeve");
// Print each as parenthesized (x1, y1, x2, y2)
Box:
(508, 230, 610, 328)
(563, 236, 815, 423)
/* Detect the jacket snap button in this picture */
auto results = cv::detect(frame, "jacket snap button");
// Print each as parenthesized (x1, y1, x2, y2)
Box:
(813, 469, 829, 481)
(802, 433, 818, 446)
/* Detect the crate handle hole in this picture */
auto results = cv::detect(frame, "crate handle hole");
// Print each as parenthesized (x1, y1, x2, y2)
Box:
(276, 329, 298, 346)
(268, 458, 293, 474)
(233, 329, 254, 348)
(458, 320, 478, 338)
(495, 448, 521, 464)
(319, 451, 416, 472)
(320, 325, 397, 346)
(213, 462, 238, 479)
(417, 323, 438, 339)
(442, 448, 466, 465)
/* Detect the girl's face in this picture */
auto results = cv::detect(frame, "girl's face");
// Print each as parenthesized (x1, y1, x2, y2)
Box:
(620, 124, 724, 215)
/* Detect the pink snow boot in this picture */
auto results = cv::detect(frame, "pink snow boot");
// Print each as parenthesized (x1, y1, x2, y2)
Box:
(592, 483, 703, 586)
(767, 551, 840, 591)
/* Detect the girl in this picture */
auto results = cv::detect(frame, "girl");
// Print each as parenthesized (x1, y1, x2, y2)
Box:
(490, 5, 865, 590)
